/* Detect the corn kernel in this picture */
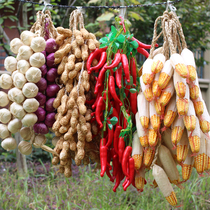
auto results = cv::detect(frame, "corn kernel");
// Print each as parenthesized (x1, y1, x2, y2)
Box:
(182, 164, 193, 181)
(164, 110, 177, 127)
(175, 63, 188, 78)
(140, 116, 149, 129)
(150, 115, 161, 131)
(154, 100, 164, 116)
(165, 191, 178, 206)
(194, 153, 206, 174)
(142, 73, 154, 85)
(158, 72, 171, 89)
(171, 126, 184, 145)
(132, 154, 143, 170)
(151, 60, 164, 74)
(207, 157, 210, 170)
(152, 80, 161, 98)
(135, 176, 145, 191)
(177, 145, 188, 162)
(200, 120, 210, 133)
(188, 65, 196, 81)
(194, 101, 204, 116)
(143, 87, 153, 102)
(176, 98, 189, 116)
(184, 115, 196, 131)
(143, 147, 155, 167)
(190, 85, 199, 100)
(189, 135, 200, 153)
(149, 128, 158, 147)
(204, 154, 208, 171)
(159, 92, 172, 107)
(139, 135, 149, 147)
(175, 82, 186, 98)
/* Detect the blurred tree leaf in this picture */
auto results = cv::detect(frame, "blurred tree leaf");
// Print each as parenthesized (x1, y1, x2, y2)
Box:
(96, 12, 115, 22)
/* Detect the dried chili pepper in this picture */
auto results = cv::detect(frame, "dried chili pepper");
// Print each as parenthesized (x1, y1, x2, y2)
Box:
(94, 64, 107, 94)
(100, 145, 108, 177)
(137, 47, 149, 58)
(115, 65, 122, 89)
(95, 96, 105, 128)
(106, 126, 114, 148)
(131, 57, 137, 86)
(130, 92, 137, 115)
(122, 146, 132, 177)
(114, 125, 122, 155)
(118, 137, 125, 163)
(113, 172, 120, 192)
(121, 54, 130, 83)
(105, 52, 121, 69)
(90, 51, 107, 72)
(132, 37, 158, 49)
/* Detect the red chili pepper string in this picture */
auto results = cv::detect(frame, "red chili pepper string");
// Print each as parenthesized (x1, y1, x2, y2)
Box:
(90, 51, 107, 72)
(85, 99, 95, 105)
(137, 47, 149, 58)
(115, 65, 122, 89)
(132, 37, 158, 49)
(92, 85, 104, 109)
(121, 54, 130, 83)
(105, 52, 121, 69)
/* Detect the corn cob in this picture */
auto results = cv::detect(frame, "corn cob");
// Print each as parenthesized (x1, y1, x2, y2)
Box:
(158, 145, 180, 184)
(158, 60, 174, 89)
(152, 73, 161, 98)
(206, 135, 210, 170)
(136, 112, 149, 147)
(162, 128, 177, 160)
(164, 94, 177, 127)
(154, 100, 165, 116)
(170, 53, 188, 78)
(159, 79, 174, 107)
(142, 58, 154, 85)
(194, 131, 206, 174)
(143, 147, 155, 168)
(150, 101, 161, 131)
(151, 53, 166, 74)
(148, 124, 158, 147)
(137, 92, 149, 129)
(132, 131, 143, 170)
(181, 48, 197, 81)
(193, 100, 204, 117)
(152, 164, 177, 206)
(199, 102, 210, 133)
(171, 116, 185, 145)
(176, 129, 189, 162)
(173, 70, 186, 98)
(140, 76, 153, 102)
(189, 84, 199, 100)
(176, 84, 189, 116)
(135, 168, 145, 192)
(182, 149, 194, 181)
(183, 100, 196, 131)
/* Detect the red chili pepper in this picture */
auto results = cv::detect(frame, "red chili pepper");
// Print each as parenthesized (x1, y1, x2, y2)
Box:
(94, 64, 107, 94)
(122, 146, 132, 178)
(114, 99, 121, 115)
(106, 167, 114, 182)
(115, 66, 122, 89)
(131, 57, 137, 86)
(112, 154, 118, 178)
(121, 54, 130, 83)
(118, 137, 125, 163)
(109, 76, 123, 106)
(105, 53, 121, 69)
(132, 37, 158, 49)
(130, 92, 137, 115)
(122, 177, 129, 187)
(100, 145, 108, 177)
(100, 138, 106, 147)
(123, 157, 135, 191)
(113, 172, 120, 192)
(96, 96, 104, 128)
(137, 47, 149, 58)
(90, 51, 107, 72)
(106, 126, 114, 148)
(123, 117, 127, 129)
(113, 125, 122, 155)
(92, 85, 104, 110)
(85, 99, 95, 105)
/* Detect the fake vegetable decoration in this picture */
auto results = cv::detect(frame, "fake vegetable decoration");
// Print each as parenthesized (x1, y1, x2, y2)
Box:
(135, 10, 210, 206)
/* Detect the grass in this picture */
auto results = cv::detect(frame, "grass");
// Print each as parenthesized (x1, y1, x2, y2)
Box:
(0, 161, 210, 210)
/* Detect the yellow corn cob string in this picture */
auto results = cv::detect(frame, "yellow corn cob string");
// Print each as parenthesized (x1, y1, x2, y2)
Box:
(132, 154, 143, 170)
(143, 147, 155, 167)
(190, 85, 199, 100)
(175, 63, 188, 78)
(149, 128, 158, 147)
(150, 115, 161, 131)
(159, 91, 172, 107)
(200, 120, 210, 133)
(175, 82, 186, 98)
(135, 175, 145, 192)
(140, 116, 149, 129)
(143, 87, 153, 102)
(189, 135, 200, 153)
(140, 135, 149, 147)
(194, 153, 206, 174)
(165, 191, 178, 206)
(171, 127, 184, 145)
(188, 65, 196, 81)
(152, 80, 161, 98)
(142, 73, 154, 85)
(151, 60, 164, 74)
(183, 115, 196, 131)
(194, 101, 204, 116)
(177, 145, 188, 162)
(158, 72, 171, 89)
(164, 110, 177, 127)
(176, 98, 189, 116)
(182, 164, 193, 181)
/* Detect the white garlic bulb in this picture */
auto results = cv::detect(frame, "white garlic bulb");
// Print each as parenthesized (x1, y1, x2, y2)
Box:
(0, 124, 10, 139)
(8, 87, 25, 104)
(20, 30, 36, 46)
(8, 118, 22, 133)
(1, 137, 17, 151)
(23, 98, 39, 113)
(10, 102, 26, 119)
(12, 70, 19, 80)
(25, 67, 41, 83)
(21, 113, 38, 127)
(0, 108, 11, 124)
(13, 72, 27, 89)
(22, 83, 38, 98)
(17, 46, 33, 61)
(4, 56, 17, 72)
(0, 74, 13, 89)
(18, 141, 32, 155)
(30, 37, 46, 53)
(10, 38, 24, 54)
(29, 52, 45, 68)
(20, 127, 32, 140)
(17, 60, 30, 74)
(0, 91, 9, 107)
(33, 134, 46, 148)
